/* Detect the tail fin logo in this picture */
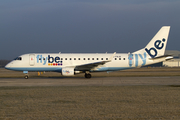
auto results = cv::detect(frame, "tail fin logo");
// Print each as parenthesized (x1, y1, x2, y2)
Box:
(145, 38, 166, 58)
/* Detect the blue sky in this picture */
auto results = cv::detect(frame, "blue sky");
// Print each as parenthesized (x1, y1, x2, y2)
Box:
(1, 0, 180, 59)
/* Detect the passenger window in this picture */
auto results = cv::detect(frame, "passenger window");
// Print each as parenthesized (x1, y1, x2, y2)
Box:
(84, 58, 86, 60)
(88, 58, 90, 60)
(61, 58, 63, 60)
(74, 58, 76, 60)
(115, 58, 117, 60)
(101, 58, 103, 60)
(119, 58, 121, 60)
(65, 58, 67, 60)
(39, 58, 41, 60)
(43, 58, 45, 60)
(97, 58, 99, 60)
(70, 58, 72, 60)
(124, 58, 125, 60)
(92, 58, 94, 60)
(78, 58, 80, 60)
(106, 58, 108, 60)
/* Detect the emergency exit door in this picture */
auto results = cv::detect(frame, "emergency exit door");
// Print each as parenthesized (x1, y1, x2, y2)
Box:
(128, 54, 134, 67)
(29, 54, 35, 66)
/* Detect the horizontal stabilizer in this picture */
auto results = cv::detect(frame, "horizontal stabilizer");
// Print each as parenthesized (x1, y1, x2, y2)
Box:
(149, 55, 173, 60)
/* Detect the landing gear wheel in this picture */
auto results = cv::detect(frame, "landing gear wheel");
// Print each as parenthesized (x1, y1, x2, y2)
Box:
(85, 73, 91, 79)
(24, 75, 29, 79)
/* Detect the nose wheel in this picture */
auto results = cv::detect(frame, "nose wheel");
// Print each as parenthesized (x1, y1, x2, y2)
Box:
(23, 71, 29, 79)
(24, 75, 29, 79)
(85, 73, 91, 78)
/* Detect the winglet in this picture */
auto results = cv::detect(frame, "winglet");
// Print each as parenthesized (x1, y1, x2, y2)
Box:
(108, 52, 116, 61)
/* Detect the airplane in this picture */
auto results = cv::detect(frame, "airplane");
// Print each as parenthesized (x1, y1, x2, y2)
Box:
(5, 26, 173, 79)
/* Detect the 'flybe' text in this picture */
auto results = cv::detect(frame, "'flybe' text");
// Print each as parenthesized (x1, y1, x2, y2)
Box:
(36, 55, 62, 66)
(128, 52, 146, 67)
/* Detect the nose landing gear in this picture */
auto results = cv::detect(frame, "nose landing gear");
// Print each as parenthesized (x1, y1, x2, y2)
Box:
(23, 71, 29, 79)
(24, 75, 29, 79)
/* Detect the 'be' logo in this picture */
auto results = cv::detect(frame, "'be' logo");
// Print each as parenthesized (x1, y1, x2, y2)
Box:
(145, 38, 166, 58)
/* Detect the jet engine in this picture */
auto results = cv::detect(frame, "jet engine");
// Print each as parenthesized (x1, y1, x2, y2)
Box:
(61, 67, 74, 76)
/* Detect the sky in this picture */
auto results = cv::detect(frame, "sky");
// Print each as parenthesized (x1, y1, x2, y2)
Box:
(1, 0, 180, 60)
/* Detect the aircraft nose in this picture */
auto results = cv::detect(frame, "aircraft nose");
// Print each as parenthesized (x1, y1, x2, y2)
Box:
(5, 63, 11, 69)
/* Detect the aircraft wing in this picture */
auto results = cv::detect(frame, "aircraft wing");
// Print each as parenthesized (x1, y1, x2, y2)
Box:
(74, 52, 116, 71)
(75, 61, 108, 71)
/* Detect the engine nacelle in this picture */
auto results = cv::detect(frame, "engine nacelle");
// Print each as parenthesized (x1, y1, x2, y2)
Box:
(61, 67, 74, 76)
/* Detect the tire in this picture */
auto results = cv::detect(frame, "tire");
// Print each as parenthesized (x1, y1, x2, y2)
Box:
(24, 75, 29, 79)
(85, 74, 91, 78)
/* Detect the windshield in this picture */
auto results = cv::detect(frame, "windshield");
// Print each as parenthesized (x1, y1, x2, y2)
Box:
(14, 57, 22, 60)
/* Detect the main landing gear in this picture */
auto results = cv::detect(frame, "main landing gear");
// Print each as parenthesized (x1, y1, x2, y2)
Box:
(85, 73, 91, 78)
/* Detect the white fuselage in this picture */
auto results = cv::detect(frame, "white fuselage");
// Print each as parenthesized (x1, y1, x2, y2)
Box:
(5, 52, 160, 72)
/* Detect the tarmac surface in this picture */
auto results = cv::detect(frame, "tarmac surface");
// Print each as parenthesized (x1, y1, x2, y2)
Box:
(0, 76, 180, 87)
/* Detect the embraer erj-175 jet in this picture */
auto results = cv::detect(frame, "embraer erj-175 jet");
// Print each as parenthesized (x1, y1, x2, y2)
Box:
(5, 26, 172, 79)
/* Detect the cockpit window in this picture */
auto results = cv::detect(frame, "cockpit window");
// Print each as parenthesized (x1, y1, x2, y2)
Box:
(14, 57, 22, 60)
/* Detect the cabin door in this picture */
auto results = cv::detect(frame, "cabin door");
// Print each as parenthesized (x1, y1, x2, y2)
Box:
(29, 54, 35, 66)
(128, 54, 134, 67)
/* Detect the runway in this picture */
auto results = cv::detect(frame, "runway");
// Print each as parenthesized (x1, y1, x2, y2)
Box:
(0, 76, 180, 86)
